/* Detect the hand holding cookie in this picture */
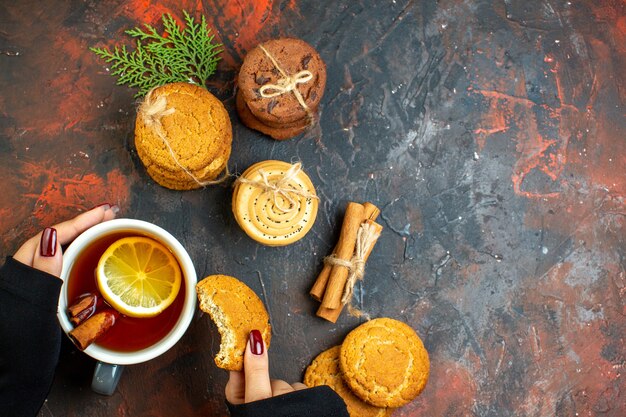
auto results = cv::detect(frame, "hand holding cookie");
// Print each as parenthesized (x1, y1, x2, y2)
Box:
(225, 330, 307, 405)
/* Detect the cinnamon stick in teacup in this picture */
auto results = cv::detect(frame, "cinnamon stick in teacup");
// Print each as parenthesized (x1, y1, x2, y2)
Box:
(69, 310, 118, 350)
(68, 293, 103, 326)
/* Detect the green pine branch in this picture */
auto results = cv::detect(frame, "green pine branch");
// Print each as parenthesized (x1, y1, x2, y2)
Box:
(90, 10, 222, 97)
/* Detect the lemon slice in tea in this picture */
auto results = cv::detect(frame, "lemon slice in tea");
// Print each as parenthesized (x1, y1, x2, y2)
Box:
(96, 236, 182, 318)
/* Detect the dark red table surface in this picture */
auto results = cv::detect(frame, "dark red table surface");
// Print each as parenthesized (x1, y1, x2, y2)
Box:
(1, 1, 624, 416)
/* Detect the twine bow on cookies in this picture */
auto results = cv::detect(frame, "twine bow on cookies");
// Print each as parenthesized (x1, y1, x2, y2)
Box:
(235, 162, 318, 213)
(258, 45, 315, 122)
(142, 93, 176, 125)
(259, 68, 313, 103)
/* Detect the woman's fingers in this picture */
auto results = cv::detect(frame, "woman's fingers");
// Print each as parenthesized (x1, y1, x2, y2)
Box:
(233, 330, 310, 405)
(13, 205, 119, 266)
(225, 371, 246, 405)
(243, 330, 272, 403)
(31, 228, 63, 277)
(13, 238, 39, 266)
(291, 382, 308, 391)
(54, 204, 118, 245)
(270, 379, 295, 396)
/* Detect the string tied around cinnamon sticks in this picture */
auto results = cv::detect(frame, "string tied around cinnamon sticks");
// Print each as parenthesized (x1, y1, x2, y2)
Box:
(139, 88, 230, 187)
(310, 202, 383, 323)
(325, 221, 382, 305)
(235, 162, 319, 213)
(258, 44, 315, 124)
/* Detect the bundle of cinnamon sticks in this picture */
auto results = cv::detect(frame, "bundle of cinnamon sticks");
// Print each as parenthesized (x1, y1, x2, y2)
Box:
(67, 293, 117, 350)
(310, 201, 383, 322)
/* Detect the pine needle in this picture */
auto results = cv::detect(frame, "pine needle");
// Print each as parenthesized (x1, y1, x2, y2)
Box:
(90, 10, 222, 97)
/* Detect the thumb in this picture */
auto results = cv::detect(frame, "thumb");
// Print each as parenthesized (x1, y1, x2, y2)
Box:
(243, 329, 272, 403)
(32, 227, 63, 278)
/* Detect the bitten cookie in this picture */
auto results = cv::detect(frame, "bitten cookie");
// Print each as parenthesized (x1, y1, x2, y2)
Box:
(196, 275, 271, 371)
(135, 82, 232, 190)
(339, 318, 429, 408)
(305, 346, 394, 417)
(238, 38, 326, 126)
(232, 160, 318, 246)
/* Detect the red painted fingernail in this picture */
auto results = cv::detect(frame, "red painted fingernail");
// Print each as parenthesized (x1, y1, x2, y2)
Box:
(249, 330, 264, 355)
(40, 227, 57, 257)
(89, 203, 111, 211)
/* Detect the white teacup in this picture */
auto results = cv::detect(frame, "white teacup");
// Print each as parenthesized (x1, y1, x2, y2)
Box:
(57, 219, 197, 395)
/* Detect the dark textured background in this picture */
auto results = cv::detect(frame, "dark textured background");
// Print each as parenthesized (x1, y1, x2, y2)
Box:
(1, 0, 624, 416)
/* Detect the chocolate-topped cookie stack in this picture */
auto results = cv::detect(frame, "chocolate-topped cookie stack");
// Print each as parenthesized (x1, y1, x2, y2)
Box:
(237, 38, 326, 140)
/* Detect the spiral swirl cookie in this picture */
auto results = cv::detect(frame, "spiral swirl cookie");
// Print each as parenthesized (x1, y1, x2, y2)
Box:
(339, 318, 430, 408)
(305, 346, 394, 417)
(232, 160, 318, 246)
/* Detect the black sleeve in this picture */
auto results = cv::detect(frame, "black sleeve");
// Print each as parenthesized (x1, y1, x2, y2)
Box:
(227, 385, 349, 417)
(0, 256, 63, 417)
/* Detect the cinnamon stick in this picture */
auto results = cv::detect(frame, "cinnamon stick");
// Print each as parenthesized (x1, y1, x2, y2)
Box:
(67, 293, 96, 317)
(317, 220, 383, 322)
(67, 293, 102, 326)
(362, 202, 381, 222)
(316, 305, 342, 323)
(69, 310, 118, 350)
(309, 264, 331, 301)
(320, 202, 365, 309)
(310, 202, 380, 301)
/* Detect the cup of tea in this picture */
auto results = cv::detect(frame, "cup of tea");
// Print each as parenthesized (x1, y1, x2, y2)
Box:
(57, 218, 197, 395)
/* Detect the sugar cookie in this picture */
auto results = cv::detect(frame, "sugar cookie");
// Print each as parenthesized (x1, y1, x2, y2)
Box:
(305, 346, 394, 417)
(339, 318, 429, 407)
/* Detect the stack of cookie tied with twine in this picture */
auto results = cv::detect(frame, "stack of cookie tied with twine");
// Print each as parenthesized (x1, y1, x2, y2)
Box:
(232, 160, 319, 246)
(135, 82, 232, 190)
(236, 38, 326, 140)
(305, 318, 430, 417)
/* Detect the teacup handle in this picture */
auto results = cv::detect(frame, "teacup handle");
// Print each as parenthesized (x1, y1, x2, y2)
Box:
(91, 361, 124, 395)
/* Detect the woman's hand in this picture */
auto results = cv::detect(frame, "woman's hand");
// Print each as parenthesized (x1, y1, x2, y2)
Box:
(12, 204, 118, 278)
(225, 329, 308, 404)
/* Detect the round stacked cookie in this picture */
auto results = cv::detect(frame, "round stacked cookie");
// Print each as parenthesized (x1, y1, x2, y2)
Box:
(135, 82, 232, 190)
(305, 346, 393, 417)
(305, 318, 430, 415)
(232, 160, 318, 246)
(237, 38, 326, 140)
